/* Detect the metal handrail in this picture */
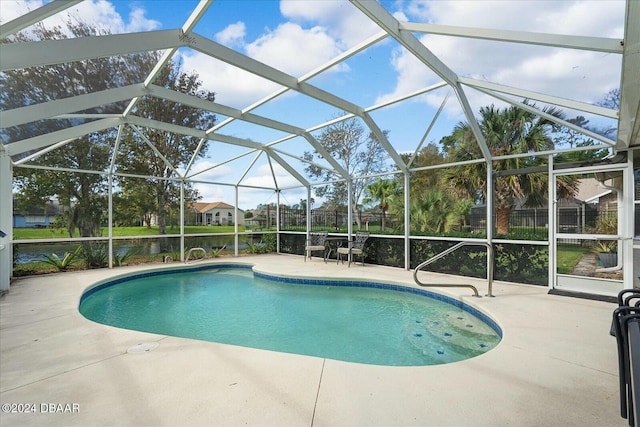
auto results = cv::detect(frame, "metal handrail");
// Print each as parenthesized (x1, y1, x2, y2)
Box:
(413, 241, 494, 297)
(185, 247, 206, 263)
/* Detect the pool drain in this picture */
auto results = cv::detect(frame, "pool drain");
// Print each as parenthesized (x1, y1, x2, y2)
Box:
(127, 342, 159, 354)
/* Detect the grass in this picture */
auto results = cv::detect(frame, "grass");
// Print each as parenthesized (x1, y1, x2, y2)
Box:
(13, 260, 60, 275)
(13, 225, 250, 240)
(556, 245, 591, 274)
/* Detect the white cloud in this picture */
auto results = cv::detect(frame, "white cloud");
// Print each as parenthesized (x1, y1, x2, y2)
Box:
(176, 1, 385, 109)
(178, 50, 282, 108)
(124, 6, 161, 32)
(186, 160, 233, 182)
(0, 0, 44, 24)
(1, 0, 160, 34)
(194, 183, 230, 203)
(214, 21, 246, 47)
(279, 0, 381, 48)
(180, 19, 350, 107)
(241, 164, 303, 189)
(377, 0, 625, 118)
(73, 0, 161, 33)
(405, 0, 623, 36)
(245, 22, 344, 76)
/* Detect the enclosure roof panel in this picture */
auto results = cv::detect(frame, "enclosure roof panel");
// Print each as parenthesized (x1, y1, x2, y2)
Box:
(1, 0, 636, 192)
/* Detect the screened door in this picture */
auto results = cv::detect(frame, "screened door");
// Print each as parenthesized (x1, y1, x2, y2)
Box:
(552, 164, 629, 297)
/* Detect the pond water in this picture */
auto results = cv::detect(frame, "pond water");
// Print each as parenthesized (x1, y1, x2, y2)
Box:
(13, 235, 254, 264)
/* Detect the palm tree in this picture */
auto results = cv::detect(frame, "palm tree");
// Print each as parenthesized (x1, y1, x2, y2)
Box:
(364, 179, 401, 231)
(402, 189, 471, 234)
(443, 102, 575, 235)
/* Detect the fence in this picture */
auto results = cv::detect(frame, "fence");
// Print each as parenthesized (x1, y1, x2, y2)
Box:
(278, 233, 549, 286)
(281, 206, 616, 237)
(279, 208, 400, 232)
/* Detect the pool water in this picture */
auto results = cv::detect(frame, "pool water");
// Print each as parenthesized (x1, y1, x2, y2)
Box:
(79, 266, 501, 366)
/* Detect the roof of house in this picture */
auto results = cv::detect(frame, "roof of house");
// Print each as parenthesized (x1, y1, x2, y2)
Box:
(575, 178, 612, 203)
(12, 199, 62, 216)
(191, 202, 241, 213)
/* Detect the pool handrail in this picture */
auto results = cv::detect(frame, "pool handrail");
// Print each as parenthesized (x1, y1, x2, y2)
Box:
(413, 241, 494, 298)
(185, 247, 207, 263)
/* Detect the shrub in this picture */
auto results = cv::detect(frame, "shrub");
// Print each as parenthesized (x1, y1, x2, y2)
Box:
(247, 233, 276, 254)
(41, 246, 82, 271)
(113, 248, 138, 266)
(210, 245, 226, 258)
(81, 242, 108, 268)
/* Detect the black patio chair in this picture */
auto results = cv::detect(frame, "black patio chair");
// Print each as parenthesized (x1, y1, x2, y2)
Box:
(304, 231, 328, 262)
(336, 231, 369, 267)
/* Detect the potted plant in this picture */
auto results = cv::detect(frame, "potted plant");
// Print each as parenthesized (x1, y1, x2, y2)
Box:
(590, 212, 618, 268)
(594, 240, 617, 268)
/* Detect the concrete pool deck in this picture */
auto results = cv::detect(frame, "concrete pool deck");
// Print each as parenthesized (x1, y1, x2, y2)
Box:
(0, 254, 624, 426)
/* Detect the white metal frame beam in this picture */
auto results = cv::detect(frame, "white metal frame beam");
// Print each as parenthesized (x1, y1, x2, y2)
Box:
(1, 84, 145, 128)
(122, 0, 213, 118)
(0, 145, 13, 292)
(190, 34, 365, 116)
(350, 1, 457, 85)
(618, 0, 640, 148)
(263, 148, 310, 187)
(401, 22, 624, 54)
(1, 30, 184, 71)
(472, 86, 617, 146)
(127, 124, 183, 178)
(5, 118, 122, 156)
(188, 33, 403, 173)
(208, 30, 388, 138)
(460, 77, 618, 119)
(147, 85, 301, 135)
(350, 0, 492, 161)
(0, 0, 82, 39)
(126, 115, 207, 140)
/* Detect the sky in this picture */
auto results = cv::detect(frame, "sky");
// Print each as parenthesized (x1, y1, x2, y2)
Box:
(2, 0, 627, 209)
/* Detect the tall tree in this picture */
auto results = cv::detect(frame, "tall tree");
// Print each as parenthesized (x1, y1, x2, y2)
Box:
(442, 102, 577, 235)
(401, 142, 449, 200)
(596, 88, 621, 139)
(112, 183, 158, 227)
(2, 19, 157, 237)
(303, 117, 388, 229)
(403, 189, 468, 234)
(117, 61, 216, 238)
(598, 88, 620, 110)
(364, 178, 401, 231)
(554, 116, 610, 163)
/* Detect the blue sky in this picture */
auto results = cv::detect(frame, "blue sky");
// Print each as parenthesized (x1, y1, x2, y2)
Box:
(3, 0, 627, 208)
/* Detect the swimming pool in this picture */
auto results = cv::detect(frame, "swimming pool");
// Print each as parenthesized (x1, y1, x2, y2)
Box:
(79, 264, 501, 366)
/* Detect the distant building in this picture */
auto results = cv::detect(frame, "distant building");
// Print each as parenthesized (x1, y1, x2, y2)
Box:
(575, 177, 618, 213)
(246, 206, 277, 229)
(13, 199, 62, 228)
(189, 202, 245, 226)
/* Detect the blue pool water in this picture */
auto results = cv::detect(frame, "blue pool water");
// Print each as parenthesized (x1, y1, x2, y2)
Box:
(79, 264, 501, 366)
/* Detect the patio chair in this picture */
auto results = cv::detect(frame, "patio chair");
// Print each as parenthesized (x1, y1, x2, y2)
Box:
(336, 231, 369, 267)
(305, 231, 328, 262)
(611, 289, 640, 426)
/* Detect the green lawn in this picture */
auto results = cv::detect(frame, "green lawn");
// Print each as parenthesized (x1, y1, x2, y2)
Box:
(556, 245, 591, 274)
(13, 225, 250, 240)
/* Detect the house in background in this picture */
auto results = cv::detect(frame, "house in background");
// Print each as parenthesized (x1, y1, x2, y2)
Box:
(13, 199, 62, 228)
(575, 177, 618, 213)
(246, 206, 277, 229)
(189, 202, 245, 226)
